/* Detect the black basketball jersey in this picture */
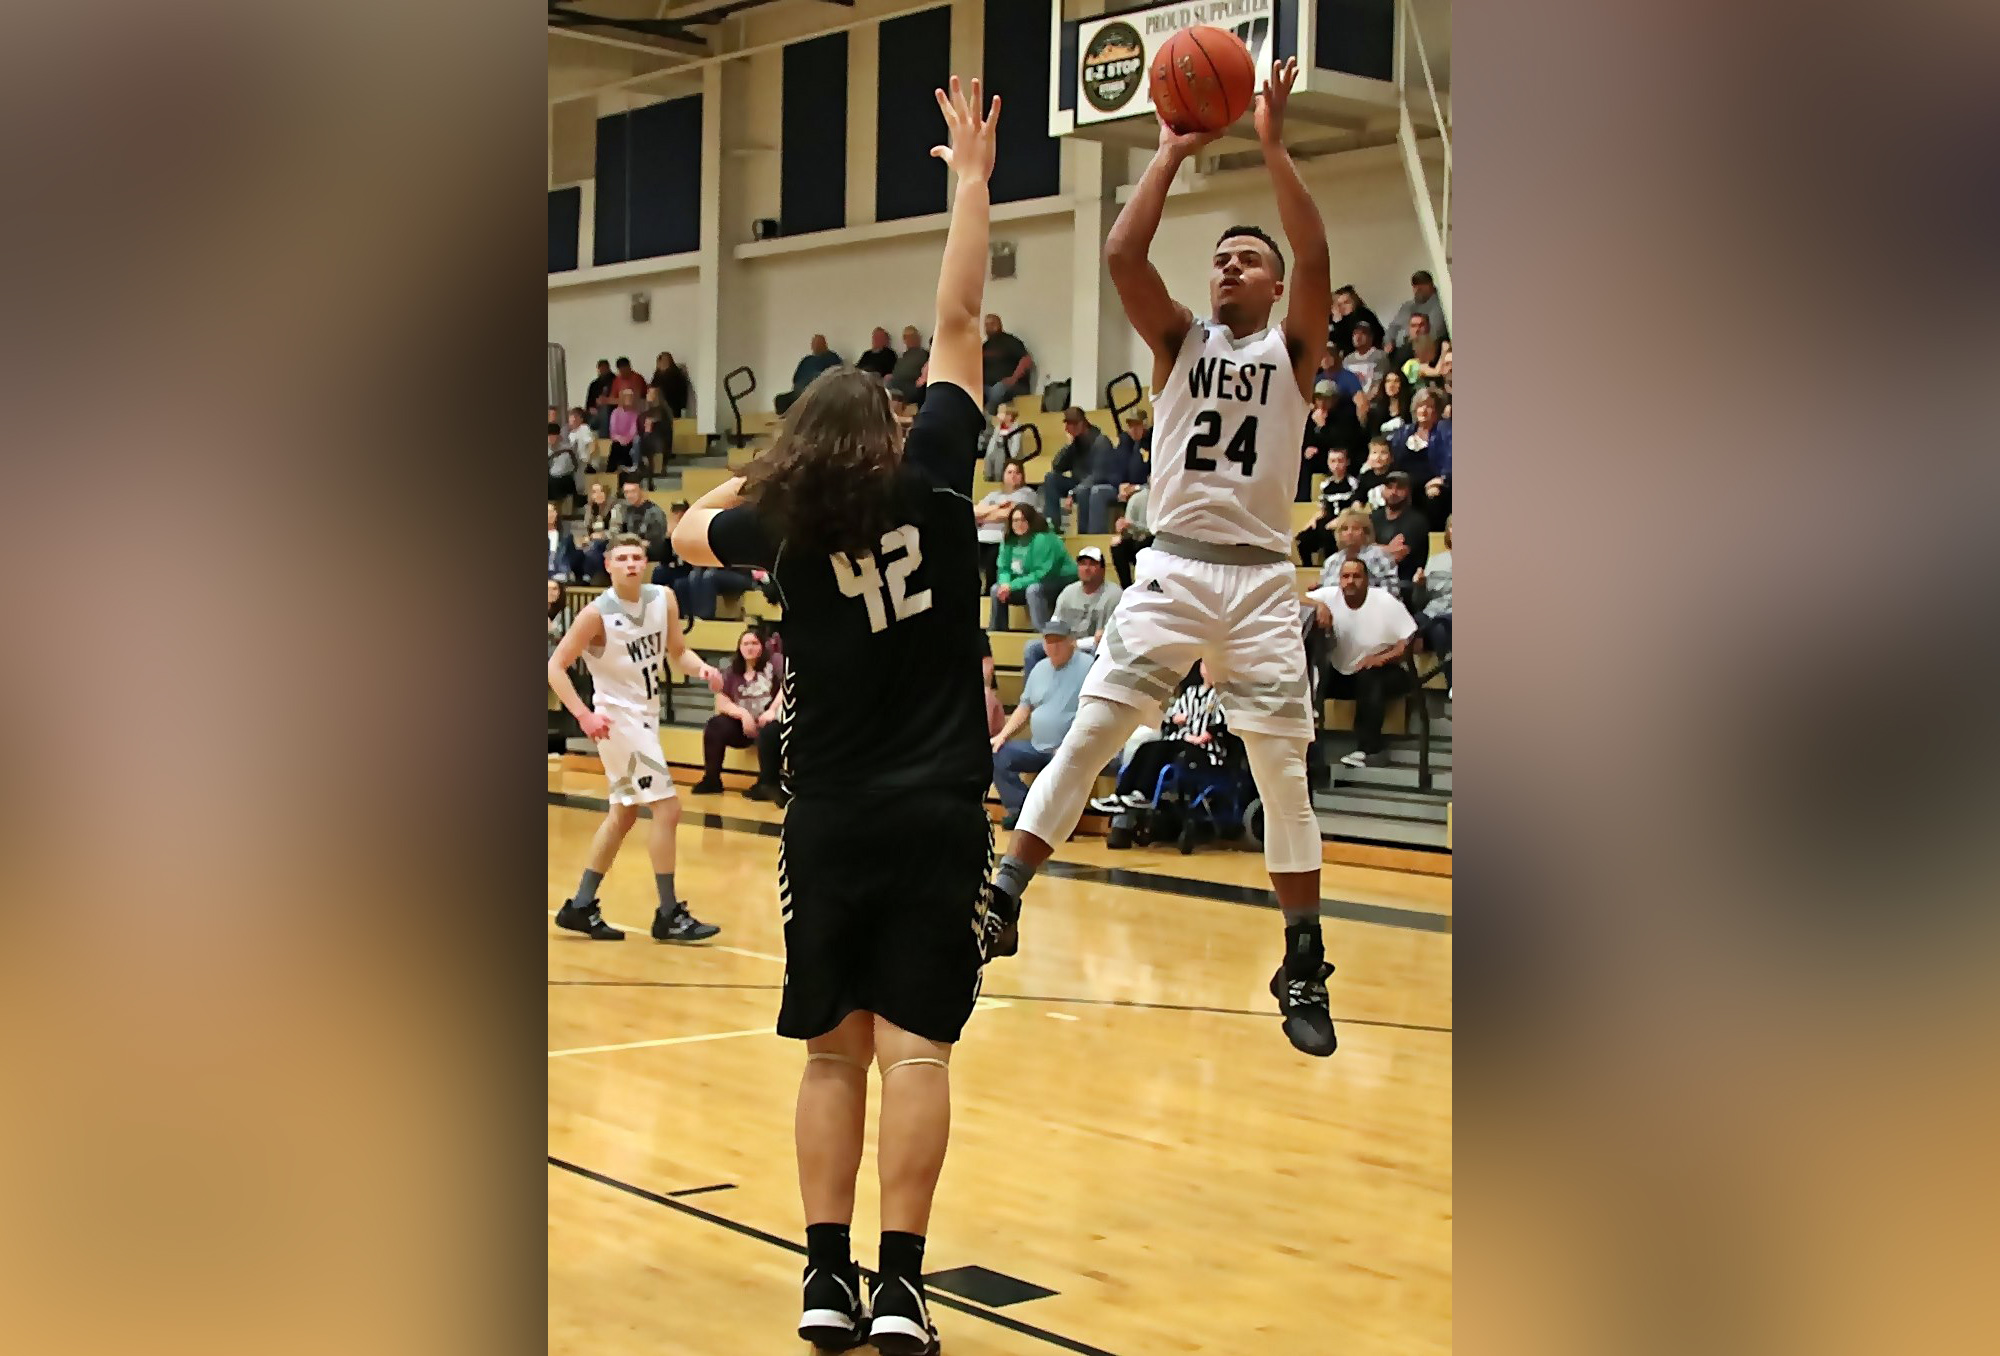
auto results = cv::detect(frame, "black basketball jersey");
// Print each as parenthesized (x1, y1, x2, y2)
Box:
(706, 382, 991, 799)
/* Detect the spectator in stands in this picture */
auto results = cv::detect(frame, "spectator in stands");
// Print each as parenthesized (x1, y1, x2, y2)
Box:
(1342, 319, 1391, 391)
(573, 481, 615, 581)
(586, 359, 617, 433)
(548, 502, 577, 580)
(974, 458, 1037, 593)
(607, 388, 643, 474)
(978, 632, 1004, 738)
(1299, 379, 1345, 501)
(1363, 368, 1413, 443)
(1319, 508, 1399, 595)
(564, 407, 597, 472)
(887, 326, 929, 405)
(983, 403, 1027, 480)
(638, 412, 668, 487)
(691, 628, 785, 795)
(1109, 485, 1152, 589)
(1021, 545, 1122, 675)
(1385, 270, 1449, 349)
(1371, 471, 1430, 595)
(1415, 516, 1452, 693)
(610, 356, 649, 403)
(1090, 661, 1231, 811)
(548, 423, 579, 512)
(981, 313, 1034, 413)
(1327, 286, 1385, 356)
(1401, 335, 1449, 390)
(988, 617, 1095, 829)
(991, 503, 1075, 632)
(1088, 410, 1151, 531)
(1355, 437, 1395, 509)
(1296, 446, 1360, 565)
(1392, 387, 1452, 485)
(1042, 407, 1116, 533)
(547, 578, 567, 657)
(608, 476, 668, 563)
(747, 682, 789, 805)
(1387, 310, 1440, 369)
(856, 327, 898, 381)
(656, 500, 694, 593)
(775, 334, 844, 415)
(650, 351, 691, 418)
(678, 562, 759, 622)
(1309, 557, 1418, 769)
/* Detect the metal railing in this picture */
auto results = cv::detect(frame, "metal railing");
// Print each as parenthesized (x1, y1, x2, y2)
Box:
(1105, 370, 1146, 428)
(723, 366, 757, 447)
(1395, 0, 1452, 329)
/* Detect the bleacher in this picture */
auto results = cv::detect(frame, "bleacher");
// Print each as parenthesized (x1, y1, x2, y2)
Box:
(554, 382, 1451, 871)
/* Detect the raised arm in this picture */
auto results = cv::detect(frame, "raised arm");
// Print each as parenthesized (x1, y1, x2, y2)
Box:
(1255, 58, 1331, 398)
(1106, 116, 1219, 391)
(672, 475, 746, 567)
(925, 76, 1000, 401)
(547, 606, 610, 739)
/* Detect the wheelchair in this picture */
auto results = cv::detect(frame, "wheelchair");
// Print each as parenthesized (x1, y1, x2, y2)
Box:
(1105, 740, 1263, 856)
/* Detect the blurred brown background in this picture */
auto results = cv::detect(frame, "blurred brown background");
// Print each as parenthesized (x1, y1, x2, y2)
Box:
(0, 0, 1993, 1352)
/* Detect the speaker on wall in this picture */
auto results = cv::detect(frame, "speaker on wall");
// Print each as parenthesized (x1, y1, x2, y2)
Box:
(752, 217, 780, 240)
(630, 291, 651, 323)
(990, 240, 1016, 279)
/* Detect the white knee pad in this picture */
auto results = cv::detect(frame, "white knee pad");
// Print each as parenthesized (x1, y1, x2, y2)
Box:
(1016, 696, 1148, 846)
(1239, 730, 1321, 874)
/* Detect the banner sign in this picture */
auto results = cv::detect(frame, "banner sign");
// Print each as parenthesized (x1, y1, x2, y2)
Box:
(1075, 0, 1276, 127)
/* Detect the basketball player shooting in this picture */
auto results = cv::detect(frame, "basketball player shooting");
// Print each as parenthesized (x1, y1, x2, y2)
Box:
(672, 78, 1003, 1355)
(985, 57, 1341, 1058)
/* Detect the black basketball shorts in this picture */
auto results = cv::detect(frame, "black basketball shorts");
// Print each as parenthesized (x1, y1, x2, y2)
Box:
(776, 789, 995, 1045)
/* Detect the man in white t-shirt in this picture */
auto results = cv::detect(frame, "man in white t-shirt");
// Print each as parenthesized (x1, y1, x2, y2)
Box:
(1308, 556, 1416, 768)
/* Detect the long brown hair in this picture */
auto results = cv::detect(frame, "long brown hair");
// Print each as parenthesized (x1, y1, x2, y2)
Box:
(741, 368, 902, 558)
(1002, 502, 1048, 543)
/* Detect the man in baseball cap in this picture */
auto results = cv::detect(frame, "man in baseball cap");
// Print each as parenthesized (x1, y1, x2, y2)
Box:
(989, 614, 1097, 828)
(1021, 544, 1123, 678)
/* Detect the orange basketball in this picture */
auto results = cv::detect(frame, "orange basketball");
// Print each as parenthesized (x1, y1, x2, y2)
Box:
(1149, 26, 1256, 134)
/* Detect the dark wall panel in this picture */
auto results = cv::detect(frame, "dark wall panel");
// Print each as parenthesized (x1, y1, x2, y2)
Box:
(985, 0, 1061, 204)
(592, 95, 703, 265)
(1316, 0, 1395, 81)
(875, 8, 952, 222)
(548, 187, 580, 273)
(782, 32, 849, 236)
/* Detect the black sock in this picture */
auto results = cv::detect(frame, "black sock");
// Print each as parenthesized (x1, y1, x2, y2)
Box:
(654, 872, 678, 915)
(879, 1230, 926, 1280)
(1284, 917, 1324, 974)
(573, 868, 604, 908)
(806, 1222, 852, 1272)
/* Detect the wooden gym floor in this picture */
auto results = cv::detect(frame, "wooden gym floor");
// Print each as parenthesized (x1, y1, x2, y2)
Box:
(548, 766, 1451, 1355)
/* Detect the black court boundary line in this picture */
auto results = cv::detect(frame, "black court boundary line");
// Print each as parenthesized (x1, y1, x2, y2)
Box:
(665, 1182, 737, 1198)
(548, 978, 1452, 1035)
(548, 1156, 1121, 1356)
(547, 791, 1451, 935)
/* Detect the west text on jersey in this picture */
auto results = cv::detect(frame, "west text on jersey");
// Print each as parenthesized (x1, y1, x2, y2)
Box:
(1187, 356, 1282, 406)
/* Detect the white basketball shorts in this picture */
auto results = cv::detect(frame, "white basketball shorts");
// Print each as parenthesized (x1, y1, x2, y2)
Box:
(1081, 548, 1314, 742)
(598, 709, 678, 806)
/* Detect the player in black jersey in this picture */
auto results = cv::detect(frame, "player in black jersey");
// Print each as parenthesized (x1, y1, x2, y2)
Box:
(673, 77, 1000, 1356)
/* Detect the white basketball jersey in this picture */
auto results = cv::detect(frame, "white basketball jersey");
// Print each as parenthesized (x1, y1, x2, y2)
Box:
(1147, 320, 1308, 557)
(584, 584, 672, 717)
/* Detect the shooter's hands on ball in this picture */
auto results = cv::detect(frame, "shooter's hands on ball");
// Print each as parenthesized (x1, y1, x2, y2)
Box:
(580, 710, 613, 741)
(931, 75, 1001, 182)
(1254, 57, 1298, 147)
(1158, 109, 1222, 160)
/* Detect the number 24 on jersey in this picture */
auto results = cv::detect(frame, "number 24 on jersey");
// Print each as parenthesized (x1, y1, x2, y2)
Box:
(831, 524, 932, 633)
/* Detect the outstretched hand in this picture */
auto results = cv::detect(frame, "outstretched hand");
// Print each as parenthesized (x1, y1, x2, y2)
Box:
(931, 75, 1000, 182)
(1254, 57, 1299, 147)
(1157, 110, 1223, 161)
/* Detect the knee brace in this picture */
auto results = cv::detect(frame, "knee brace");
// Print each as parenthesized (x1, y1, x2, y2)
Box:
(879, 1057, 949, 1077)
(805, 1052, 868, 1071)
(1238, 729, 1322, 874)
(1016, 696, 1148, 846)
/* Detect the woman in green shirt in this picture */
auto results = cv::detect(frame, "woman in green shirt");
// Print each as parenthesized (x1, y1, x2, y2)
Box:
(990, 503, 1075, 631)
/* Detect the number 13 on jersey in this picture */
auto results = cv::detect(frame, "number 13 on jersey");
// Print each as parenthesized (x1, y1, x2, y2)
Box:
(831, 524, 932, 633)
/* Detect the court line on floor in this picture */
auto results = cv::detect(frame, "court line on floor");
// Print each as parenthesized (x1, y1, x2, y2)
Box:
(544, 978, 1452, 1035)
(547, 792, 1451, 934)
(548, 1025, 776, 1058)
(548, 1155, 1124, 1356)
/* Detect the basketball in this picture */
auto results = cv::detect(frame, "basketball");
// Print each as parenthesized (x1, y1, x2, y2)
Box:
(1149, 26, 1256, 135)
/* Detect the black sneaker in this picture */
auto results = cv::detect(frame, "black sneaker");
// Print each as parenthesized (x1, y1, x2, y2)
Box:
(867, 1273, 940, 1356)
(1269, 959, 1338, 1056)
(554, 898, 624, 940)
(798, 1262, 868, 1351)
(980, 880, 1020, 960)
(743, 782, 772, 802)
(651, 906, 720, 942)
(688, 777, 724, 794)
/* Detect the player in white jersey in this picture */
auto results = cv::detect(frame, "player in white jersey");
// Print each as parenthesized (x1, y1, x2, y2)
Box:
(547, 533, 724, 943)
(985, 58, 1340, 1057)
